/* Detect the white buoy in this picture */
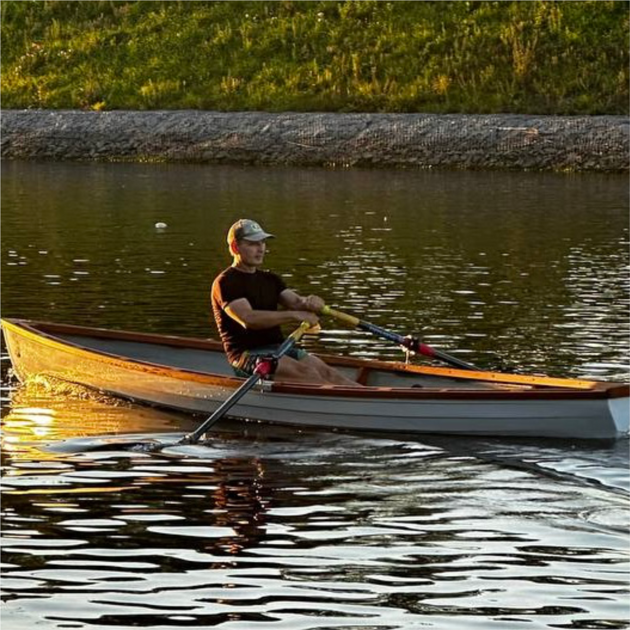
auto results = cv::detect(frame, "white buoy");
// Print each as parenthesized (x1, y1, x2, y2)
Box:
(155, 222, 167, 229)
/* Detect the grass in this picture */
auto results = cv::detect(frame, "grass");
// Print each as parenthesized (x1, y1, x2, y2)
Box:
(1, 0, 627, 114)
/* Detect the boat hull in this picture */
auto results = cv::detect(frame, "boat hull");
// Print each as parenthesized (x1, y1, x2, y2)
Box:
(2, 318, 628, 440)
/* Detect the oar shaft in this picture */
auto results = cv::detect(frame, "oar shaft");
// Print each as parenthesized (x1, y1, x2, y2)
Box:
(322, 306, 360, 327)
(358, 319, 403, 346)
(422, 347, 478, 371)
(323, 306, 407, 347)
(321, 305, 479, 371)
(181, 321, 312, 444)
(183, 371, 261, 444)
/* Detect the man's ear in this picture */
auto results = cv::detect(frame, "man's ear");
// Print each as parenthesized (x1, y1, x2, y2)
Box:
(229, 240, 240, 256)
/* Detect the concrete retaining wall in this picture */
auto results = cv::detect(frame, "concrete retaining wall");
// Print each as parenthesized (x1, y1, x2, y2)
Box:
(1, 109, 628, 172)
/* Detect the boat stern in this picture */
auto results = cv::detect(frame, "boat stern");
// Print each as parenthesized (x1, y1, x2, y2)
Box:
(608, 395, 630, 437)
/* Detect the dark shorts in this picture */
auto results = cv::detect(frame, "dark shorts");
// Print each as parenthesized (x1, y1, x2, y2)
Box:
(231, 344, 309, 377)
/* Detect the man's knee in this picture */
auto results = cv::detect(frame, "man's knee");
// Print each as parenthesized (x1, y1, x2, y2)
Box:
(275, 356, 325, 383)
(307, 356, 336, 378)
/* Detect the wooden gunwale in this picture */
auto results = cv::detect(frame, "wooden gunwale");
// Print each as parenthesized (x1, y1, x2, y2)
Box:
(3, 318, 627, 402)
(2, 318, 241, 389)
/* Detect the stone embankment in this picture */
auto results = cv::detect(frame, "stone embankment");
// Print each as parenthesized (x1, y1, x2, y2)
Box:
(1, 110, 628, 172)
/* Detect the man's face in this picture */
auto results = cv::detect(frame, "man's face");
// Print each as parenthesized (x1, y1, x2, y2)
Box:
(236, 238, 267, 266)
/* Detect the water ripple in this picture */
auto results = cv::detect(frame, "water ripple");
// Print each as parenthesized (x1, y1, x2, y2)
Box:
(2, 164, 629, 629)
(2, 394, 628, 629)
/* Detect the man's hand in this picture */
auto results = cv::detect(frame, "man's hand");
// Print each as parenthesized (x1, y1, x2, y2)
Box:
(302, 295, 325, 312)
(279, 290, 325, 314)
(292, 310, 319, 326)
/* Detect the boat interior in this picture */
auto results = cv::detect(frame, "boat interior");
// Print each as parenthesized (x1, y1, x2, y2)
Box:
(57, 332, 542, 391)
(6, 317, 614, 393)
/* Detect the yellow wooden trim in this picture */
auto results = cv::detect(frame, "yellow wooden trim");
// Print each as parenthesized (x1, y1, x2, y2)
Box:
(316, 350, 596, 390)
(396, 362, 597, 390)
(1, 319, 242, 387)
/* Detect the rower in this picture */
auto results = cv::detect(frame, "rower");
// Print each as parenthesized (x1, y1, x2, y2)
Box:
(211, 219, 360, 387)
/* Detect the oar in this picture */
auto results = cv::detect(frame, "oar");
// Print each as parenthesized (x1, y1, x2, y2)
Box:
(320, 305, 480, 371)
(175, 320, 314, 446)
(51, 321, 316, 455)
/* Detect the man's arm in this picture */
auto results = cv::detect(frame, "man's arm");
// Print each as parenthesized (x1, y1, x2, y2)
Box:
(279, 289, 325, 313)
(226, 297, 318, 330)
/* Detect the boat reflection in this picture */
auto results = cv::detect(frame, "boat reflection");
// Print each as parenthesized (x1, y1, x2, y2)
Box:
(1, 378, 274, 555)
(1, 375, 194, 460)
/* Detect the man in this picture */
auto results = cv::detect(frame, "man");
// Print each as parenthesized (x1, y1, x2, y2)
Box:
(211, 219, 359, 386)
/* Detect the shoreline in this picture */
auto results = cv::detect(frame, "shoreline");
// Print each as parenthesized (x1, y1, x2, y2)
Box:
(1, 110, 628, 172)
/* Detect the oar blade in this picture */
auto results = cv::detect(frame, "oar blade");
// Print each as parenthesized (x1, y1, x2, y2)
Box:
(45, 433, 186, 454)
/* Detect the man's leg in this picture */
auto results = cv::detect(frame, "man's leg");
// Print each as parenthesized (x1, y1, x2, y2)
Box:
(272, 355, 331, 385)
(298, 354, 361, 387)
(272, 355, 359, 386)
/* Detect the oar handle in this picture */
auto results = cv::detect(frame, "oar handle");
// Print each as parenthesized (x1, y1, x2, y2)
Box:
(320, 305, 360, 327)
(253, 320, 314, 378)
(288, 320, 315, 342)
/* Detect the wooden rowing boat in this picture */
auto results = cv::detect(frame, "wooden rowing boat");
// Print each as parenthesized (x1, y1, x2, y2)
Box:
(2, 318, 628, 440)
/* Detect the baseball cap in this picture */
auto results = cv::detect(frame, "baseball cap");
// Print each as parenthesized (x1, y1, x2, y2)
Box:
(227, 219, 275, 244)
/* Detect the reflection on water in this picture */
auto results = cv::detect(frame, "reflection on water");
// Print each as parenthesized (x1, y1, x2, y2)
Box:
(2, 163, 629, 629)
(1, 377, 191, 463)
(2, 378, 629, 629)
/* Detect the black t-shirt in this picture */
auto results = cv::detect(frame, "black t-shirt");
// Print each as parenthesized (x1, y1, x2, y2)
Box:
(211, 266, 287, 363)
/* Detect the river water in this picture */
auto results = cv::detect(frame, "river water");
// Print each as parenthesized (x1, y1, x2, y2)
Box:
(1, 161, 629, 629)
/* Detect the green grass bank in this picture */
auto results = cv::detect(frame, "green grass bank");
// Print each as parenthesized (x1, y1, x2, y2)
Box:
(1, 0, 628, 115)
